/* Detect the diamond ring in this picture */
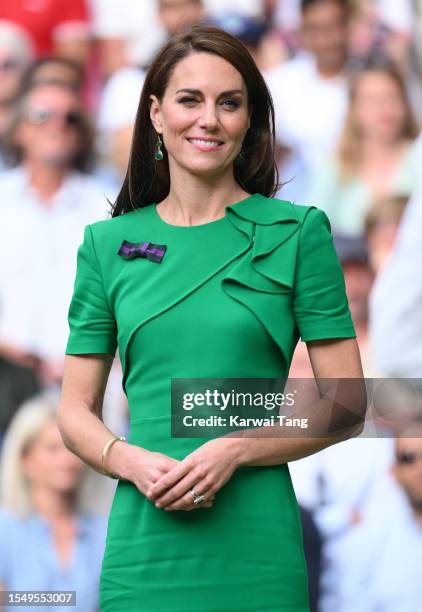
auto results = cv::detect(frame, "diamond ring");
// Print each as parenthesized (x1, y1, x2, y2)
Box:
(189, 488, 205, 505)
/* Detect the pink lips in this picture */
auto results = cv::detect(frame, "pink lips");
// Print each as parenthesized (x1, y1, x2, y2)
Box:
(187, 137, 224, 152)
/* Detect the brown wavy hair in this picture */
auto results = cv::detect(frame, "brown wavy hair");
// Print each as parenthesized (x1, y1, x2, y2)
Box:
(110, 25, 280, 217)
(336, 63, 419, 182)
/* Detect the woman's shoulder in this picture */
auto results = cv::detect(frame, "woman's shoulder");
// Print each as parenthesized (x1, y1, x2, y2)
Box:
(88, 204, 154, 241)
(248, 195, 333, 251)
(264, 194, 330, 227)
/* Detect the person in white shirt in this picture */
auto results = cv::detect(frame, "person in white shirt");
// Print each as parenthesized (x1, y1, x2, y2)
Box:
(0, 82, 109, 382)
(273, 0, 302, 34)
(337, 419, 422, 612)
(96, 66, 146, 185)
(289, 434, 395, 611)
(374, 0, 414, 33)
(0, 81, 128, 443)
(91, 0, 206, 78)
(90, 0, 167, 77)
(264, 0, 353, 202)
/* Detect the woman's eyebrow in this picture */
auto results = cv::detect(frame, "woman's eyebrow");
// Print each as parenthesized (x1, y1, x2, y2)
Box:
(175, 88, 245, 96)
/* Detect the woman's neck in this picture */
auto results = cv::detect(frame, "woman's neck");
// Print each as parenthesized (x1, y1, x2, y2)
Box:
(31, 486, 76, 522)
(360, 136, 409, 162)
(157, 168, 250, 226)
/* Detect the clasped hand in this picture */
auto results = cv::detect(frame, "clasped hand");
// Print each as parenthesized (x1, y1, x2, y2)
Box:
(145, 437, 240, 511)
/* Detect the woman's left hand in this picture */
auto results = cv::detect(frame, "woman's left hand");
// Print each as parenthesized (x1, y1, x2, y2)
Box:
(146, 437, 241, 511)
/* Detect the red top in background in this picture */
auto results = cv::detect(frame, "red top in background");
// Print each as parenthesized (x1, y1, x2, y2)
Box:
(0, 0, 90, 56)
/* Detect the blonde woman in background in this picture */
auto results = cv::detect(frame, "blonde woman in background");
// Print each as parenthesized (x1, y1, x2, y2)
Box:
(0, 391, 107, 612)
(306, 63, 420, 237)
(364, 193, 408, 274)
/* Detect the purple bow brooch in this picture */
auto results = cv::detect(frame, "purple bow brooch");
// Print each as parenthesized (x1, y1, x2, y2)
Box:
(118, 240, 167, 263)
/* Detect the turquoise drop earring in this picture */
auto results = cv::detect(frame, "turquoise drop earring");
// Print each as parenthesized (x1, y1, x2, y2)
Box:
(155, 134, 164, 161)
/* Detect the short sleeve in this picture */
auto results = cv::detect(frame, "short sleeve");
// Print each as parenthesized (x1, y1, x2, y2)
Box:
(293, 207, 356, 342)
(65, 225, 117, 356)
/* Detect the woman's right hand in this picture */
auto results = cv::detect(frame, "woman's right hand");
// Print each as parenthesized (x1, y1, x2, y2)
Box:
(110, 443, 215, 510)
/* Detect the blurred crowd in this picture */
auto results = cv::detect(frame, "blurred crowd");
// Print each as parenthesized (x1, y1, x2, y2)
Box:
(0, 1, 422, 611)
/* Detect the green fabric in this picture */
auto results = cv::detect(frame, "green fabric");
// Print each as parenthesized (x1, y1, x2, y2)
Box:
(65, 194, 356, 611)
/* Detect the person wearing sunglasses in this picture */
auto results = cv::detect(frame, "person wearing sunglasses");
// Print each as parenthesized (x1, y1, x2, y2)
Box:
(0, 81, 114, 392)
(337, 418, 422, 611)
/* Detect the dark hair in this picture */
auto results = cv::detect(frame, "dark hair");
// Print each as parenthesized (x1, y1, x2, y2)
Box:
(20, 56, 84, 94)
(301, 0, 351, 14)
(2, 82, 95, 173)
(110, 25, 279, 218)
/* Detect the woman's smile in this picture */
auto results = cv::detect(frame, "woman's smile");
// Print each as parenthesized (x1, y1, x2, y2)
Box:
(186, 136, 225, 152)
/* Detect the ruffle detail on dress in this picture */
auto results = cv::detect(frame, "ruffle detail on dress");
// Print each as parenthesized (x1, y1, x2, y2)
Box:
(222, 195, 307, 370)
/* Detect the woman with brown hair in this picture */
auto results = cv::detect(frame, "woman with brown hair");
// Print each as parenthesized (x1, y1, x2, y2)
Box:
(306, 63, 420, 237)
(58, 25, 365, 611)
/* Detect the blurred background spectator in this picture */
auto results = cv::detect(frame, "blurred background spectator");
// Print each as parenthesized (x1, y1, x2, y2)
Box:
(369, 132, 422, 379)
(300, 504, 323, 612)
(306, 63, 419, 237)
(363, 193, 408, 273)
(0, 0, 421, 609)
(265, 0, 353, 203)
(289, 432, 395, 611)
(0, 80, 128, 467)
(206, 12, 289, 71)
(90, 0, 206, 80)
(0, 391, 107, 611)
(336, 418, 422, 611)
(22, 55, 85, 96)
(0, 22, 34, 169)
(0, 81, 105, 382)
(332, 234, 380, 375)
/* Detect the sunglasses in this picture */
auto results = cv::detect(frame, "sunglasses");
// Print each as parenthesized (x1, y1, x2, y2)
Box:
(396, 450, 422, 465)
(0, 58, 21, 72)
(25, 107, 84, 128)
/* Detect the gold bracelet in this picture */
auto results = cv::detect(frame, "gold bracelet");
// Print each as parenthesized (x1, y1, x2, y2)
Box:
(101, 435, 126, 479)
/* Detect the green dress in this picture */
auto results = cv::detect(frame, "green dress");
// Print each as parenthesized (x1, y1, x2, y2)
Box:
(65, 193, 356, 611)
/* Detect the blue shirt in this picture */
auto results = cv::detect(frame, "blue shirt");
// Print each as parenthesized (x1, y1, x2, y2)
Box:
(0, 508, 108, 612)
